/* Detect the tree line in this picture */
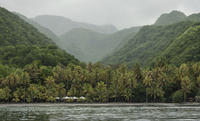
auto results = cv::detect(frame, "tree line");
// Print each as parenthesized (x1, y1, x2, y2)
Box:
(0, 60, 200, 103)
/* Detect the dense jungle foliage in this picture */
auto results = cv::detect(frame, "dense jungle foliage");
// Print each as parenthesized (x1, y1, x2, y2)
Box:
(0, 61, 200, 103)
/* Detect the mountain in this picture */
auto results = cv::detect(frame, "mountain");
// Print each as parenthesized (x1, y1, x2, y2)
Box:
(15, 13, 136, 63)
(59, 28, 108, 62)
(103, 10, 200, 66)
(0, 7, 79, 67)
(14, 12, 59, 43)
(155, 10, 200, 26)
(159, 22, 200, 65)
(154, 10, 187, 25)
(102, 21, 199, 66)
(187, 13, 200, 22)
(32, 15, 118, 35)
(59, 26, 141, 63)
(104, 26, 141, 53)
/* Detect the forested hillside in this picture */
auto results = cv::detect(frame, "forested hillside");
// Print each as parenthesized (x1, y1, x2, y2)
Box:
(159, 22, 200, 65)
(0, 7, 79, 67)
(103, 26, 141, 55)
(103, 21, 196, 66)
(103, 10, 200, 67)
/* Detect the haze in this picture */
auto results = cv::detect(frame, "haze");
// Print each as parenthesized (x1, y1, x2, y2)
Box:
(1, 0, 200, 29)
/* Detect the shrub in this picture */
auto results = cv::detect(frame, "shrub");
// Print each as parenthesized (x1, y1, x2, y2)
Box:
(172, 90, 184, 103)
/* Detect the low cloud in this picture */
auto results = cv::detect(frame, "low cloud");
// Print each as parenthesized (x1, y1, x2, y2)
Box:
(1, 0, 200, 29)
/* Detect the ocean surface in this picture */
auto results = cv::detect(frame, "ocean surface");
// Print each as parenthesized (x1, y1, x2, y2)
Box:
(0, 103, 200, 121)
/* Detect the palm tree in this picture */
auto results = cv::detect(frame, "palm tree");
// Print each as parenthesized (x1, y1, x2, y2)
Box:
(181, 76, 192, 102)
(95, 81, 107, 102)
(143, 70, 153, 102)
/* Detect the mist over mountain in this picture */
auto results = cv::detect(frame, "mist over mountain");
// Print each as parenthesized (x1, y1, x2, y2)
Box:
(59, 28, 108, 62)
(58, 26, 140, 62)
(11, 12, 139, 63)
(32, 15, 118, 35)
(27, 10, 200, 65)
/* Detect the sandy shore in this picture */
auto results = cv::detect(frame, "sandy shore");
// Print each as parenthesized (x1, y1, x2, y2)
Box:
(0, 103, 200, 107)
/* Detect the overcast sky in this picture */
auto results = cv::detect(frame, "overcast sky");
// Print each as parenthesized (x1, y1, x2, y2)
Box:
(1, 0, 200, 29)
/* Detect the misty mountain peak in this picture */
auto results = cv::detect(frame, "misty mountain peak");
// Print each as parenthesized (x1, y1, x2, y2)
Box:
(33, 15, 72, 23)
(155, 10, 186, 25)
(31, 15, 118, 35)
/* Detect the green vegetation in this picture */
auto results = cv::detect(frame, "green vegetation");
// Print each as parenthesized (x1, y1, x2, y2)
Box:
(0, 61, 200, 103)
(0, 44, 79, 67)
(159, 23, 200, 65)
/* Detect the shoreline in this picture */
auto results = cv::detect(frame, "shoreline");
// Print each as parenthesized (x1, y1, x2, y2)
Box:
(0, 103, 200, 107)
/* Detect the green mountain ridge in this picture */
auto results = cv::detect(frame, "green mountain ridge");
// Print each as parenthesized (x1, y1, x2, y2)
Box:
(155, 10, 200, 26)
(103, 21, 200, 66)
(0, 7, 79, 67)
(155, 10, 187, 25)
(103, 10, 200, 66)
(103, 21, 193, 66)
